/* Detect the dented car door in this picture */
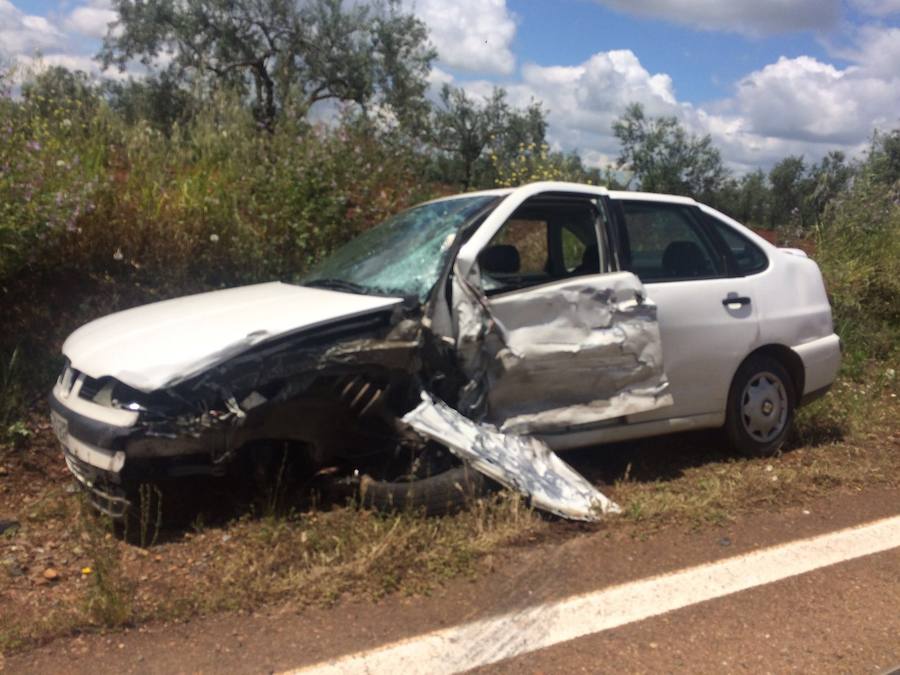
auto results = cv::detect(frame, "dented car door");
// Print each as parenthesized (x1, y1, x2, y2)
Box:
(451, 187, 672, 435)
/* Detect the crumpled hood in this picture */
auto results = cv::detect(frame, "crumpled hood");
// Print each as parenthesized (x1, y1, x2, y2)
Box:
(63, 282, 402, 393)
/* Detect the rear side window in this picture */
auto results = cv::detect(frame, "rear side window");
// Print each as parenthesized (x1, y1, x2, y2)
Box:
(617, 201, 723, 282)
(705, 214, 769, 276)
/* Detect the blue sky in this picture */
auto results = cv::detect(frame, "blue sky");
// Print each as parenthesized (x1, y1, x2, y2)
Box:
(3, 0, 900, 171)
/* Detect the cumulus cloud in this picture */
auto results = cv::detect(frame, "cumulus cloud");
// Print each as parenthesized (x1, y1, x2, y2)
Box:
(477, 50, 684, 166)
(410, 0, 516, 74)
(66, 0, 118, 39)
(15, 52, 130, 81)
(463, 25, 900, 173)
(0, 0, 63, 56)
(592, 0, 840, 35)
(851, 0, 900, 16)
(719, 26, 900, 154)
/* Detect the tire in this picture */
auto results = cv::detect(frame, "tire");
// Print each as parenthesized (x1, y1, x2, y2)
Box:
(724, 354, 796, 458)
(360, 463, 489, 516)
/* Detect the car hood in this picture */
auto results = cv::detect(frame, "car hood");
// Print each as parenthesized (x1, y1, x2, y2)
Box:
(62, 282, 403, 393)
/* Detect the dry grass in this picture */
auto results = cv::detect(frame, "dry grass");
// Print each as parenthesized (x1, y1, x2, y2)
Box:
(1, 372, 897, 655)
(605, 370, 899, 529)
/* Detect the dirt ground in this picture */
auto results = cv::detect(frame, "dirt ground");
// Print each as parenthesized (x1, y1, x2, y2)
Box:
(1, 382, 899, 667)
(4, 486, 900, 674)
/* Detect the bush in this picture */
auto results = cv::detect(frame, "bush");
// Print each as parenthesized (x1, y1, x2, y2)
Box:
(816, 146, 900, 375)
(0, 77, 432, 426)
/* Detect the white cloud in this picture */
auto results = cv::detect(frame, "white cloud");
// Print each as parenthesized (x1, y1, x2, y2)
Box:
(851, 0, 900, 16)
(592, 0, 840, 35)
(66, 1, 118, 39)
(12, 53, 130, 82)
(481, 50, 684, 167)
(411, 0, 516, 75)
(0, 0, 63, 56)
(459, 28, 900, 173)
(834, 24, 900, 78)
(426, 65, 455, 89)
(719, 26, 900, 153)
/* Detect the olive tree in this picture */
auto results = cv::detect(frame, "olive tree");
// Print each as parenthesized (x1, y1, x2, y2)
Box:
(429, 84, 548, 189)
(613, 102, 728, 201)
(99, 0, 435, 130)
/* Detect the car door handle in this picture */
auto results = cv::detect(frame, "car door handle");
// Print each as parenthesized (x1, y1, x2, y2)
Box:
(722, 296, 751, 308)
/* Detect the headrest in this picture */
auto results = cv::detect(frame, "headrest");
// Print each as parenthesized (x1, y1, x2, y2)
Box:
(662, 240, 709, 278)
(480, 244, 521, 274)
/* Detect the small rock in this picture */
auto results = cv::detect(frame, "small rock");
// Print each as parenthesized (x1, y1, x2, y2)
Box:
(718, 537, 732, 547)
(3, 558, 25, 577)
(0, 520, 19, 535)
(43, 568, 60, 581)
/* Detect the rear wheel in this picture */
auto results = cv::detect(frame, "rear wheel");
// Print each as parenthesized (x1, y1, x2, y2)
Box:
(724, 355, 796, 457)
(358, 442, 488, 515)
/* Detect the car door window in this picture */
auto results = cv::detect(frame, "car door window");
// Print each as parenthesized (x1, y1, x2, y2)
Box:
(704, 214, 770, 276)
(617, 201, 724, 282)
(480, 196, 606, 294)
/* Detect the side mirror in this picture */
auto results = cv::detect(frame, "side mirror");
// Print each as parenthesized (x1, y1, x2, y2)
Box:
(479, 244, 520, 274)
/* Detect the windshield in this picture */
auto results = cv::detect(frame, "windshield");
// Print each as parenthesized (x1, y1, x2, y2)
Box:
(303, 195, 498, 300)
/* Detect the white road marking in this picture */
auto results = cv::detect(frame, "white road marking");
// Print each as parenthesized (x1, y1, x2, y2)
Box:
(285, 514, 900, 675)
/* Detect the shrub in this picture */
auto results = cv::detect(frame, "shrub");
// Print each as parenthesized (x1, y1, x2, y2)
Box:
(816, 146, 900, 374)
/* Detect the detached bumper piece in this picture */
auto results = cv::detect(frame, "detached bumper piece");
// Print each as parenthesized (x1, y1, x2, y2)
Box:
(403, 392, 620, 521)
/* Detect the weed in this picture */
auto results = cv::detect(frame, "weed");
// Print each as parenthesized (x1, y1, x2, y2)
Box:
(0, 348, 23, 436)
(136, 483, 164, 548)
(78, 501, 134, 627)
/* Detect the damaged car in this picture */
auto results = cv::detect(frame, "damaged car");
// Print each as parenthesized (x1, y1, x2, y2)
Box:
(49, 182, 841, 521)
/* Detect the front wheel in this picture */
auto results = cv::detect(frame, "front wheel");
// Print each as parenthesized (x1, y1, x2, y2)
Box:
(724, 355, 796, 457)
(357, 442, 489, 515)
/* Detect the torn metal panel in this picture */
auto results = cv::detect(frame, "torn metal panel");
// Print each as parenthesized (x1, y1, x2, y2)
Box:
(452, 267, 672, 435)
(402, 392, 620, 521)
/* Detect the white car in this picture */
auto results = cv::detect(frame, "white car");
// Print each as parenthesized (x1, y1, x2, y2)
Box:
(49, 182, 841, 520)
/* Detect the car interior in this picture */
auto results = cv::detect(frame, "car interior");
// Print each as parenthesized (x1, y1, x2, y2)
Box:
(477, 196, 607, 294)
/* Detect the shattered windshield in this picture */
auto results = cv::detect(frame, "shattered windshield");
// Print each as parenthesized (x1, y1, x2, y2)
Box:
(303, 195, 497, 300)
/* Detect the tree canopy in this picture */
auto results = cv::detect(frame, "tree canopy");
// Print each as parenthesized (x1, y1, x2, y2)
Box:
(613, 102, 728, 202)
(429, 84, 547, 189)
(99, 0, 435, 130)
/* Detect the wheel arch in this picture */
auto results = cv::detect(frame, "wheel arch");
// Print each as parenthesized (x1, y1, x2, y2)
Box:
(740, 344, 805, 401)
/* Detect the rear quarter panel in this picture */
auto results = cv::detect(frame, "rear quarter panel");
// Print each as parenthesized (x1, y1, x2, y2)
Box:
(754, 250, 835, 350)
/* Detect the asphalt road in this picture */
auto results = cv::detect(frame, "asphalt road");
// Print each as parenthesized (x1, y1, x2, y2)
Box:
(6, 487, 900, 674)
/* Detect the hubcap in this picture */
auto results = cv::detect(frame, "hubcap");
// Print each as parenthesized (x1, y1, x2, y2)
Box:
(740, 371, 788, 443)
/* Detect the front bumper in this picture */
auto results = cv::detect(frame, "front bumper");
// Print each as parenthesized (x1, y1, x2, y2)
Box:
(49, 379, 136, 517)
(62, 446, 131, 518)
(49, 375, 217, 518)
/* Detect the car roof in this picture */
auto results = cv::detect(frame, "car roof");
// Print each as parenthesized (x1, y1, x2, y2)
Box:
(607, 190, 697, 205)
(426, 182, 699, 207)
